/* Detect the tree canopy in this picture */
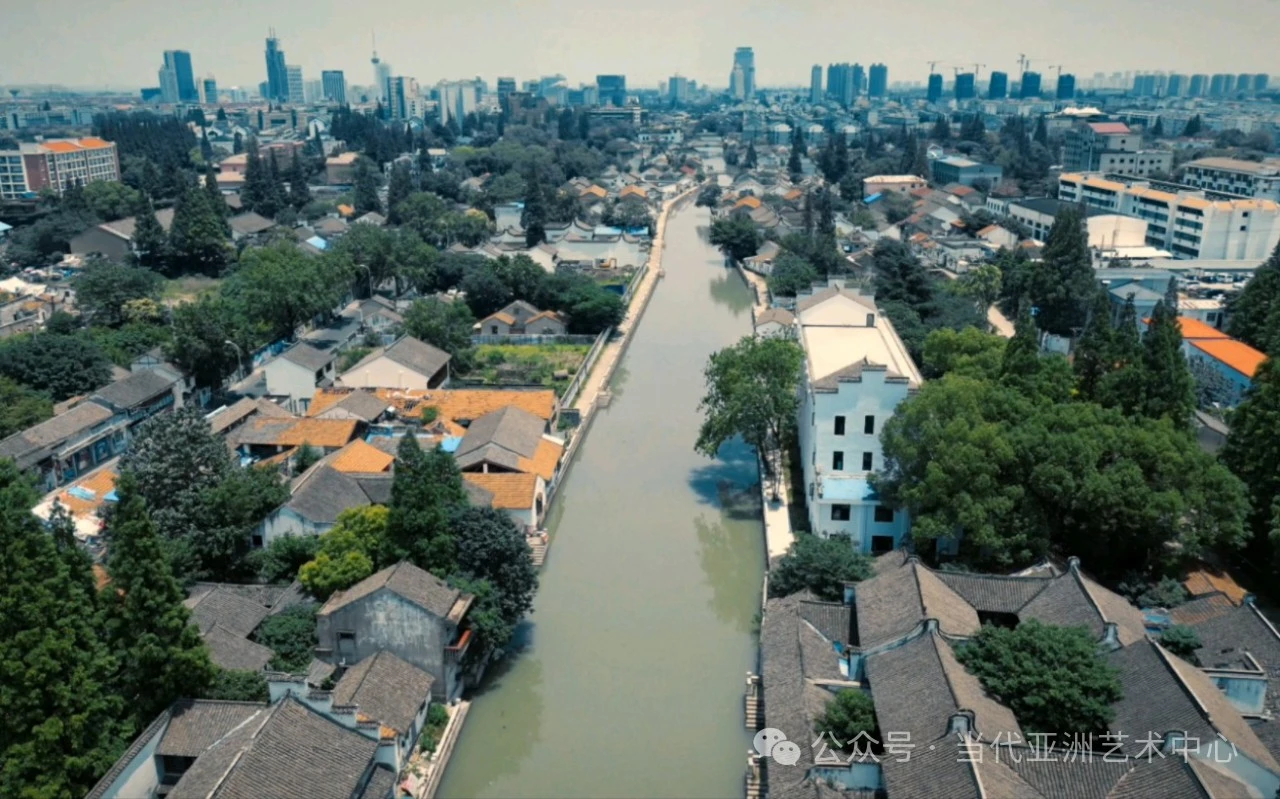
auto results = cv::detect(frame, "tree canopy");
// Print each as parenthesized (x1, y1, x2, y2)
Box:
(769, 534, 874, 601)
(709, 215, 761, 262)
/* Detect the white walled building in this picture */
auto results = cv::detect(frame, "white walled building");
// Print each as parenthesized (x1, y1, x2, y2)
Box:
(1180, 157, 1280, 201)
(795, 287, 921, 554)
(1059, 172, 1280, 260)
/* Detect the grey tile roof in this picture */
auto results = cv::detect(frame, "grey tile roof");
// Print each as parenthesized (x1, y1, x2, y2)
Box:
(92, 368, 178, 409)
(0, 400, 113, 467)
(455, 405, 546, 464)
(307, 658, 337, 687)
(281, 342, 336, 372)
(1105, 756, 1204, 799)
(321, 561, 464, 620)
(1020, 568, 1147, 647)
(853, 557, 979, 648)
(936, 571, 1053, 615)
(798, 598, 853, 645)
(1008, 756, 1132, 799)
(463, 479, 494, 507)
(755, 307, 795, 328)
(286, 466, 390, 525)
(169, 697, 378, 799)
(357, 765, 398, 799)
(324, 390, 392, 422)
(795, 286, 878, 314)
(879, 738, 982, 799)
(185, 585, 272, 638)
(99, 207, 176, 240)
(156, 699, 268, 758)
(812, 358, 906, 391)
(1187, 758, 1256, 799)
(208, 397, 293, 434)
(344, 336, 451, 382)
(228, 211, 277, 236)
(333, 650, 434, 734)
(203, 624, 274, 672)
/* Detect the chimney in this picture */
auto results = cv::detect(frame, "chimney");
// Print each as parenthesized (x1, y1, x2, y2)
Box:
(866, 313, 876, 327)
(948, 712, 973, 737)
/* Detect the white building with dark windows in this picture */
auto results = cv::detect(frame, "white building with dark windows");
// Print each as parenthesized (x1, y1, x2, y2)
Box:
(794, 286, 920, 554)
(1180, 157, 1280, 201)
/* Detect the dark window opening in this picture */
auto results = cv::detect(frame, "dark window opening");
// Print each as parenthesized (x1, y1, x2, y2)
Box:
(862, 452, 873, 471)
(832, 451, 844, 470)
(831, 504, 851, 521)
(874, 505, 895, 523)
(834, 415, 845, 435)
(864, 415, 875, 435)
(871, 535, 895, 554)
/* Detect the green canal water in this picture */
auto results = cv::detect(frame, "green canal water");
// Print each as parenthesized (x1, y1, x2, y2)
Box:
(437, 204, 766, 798)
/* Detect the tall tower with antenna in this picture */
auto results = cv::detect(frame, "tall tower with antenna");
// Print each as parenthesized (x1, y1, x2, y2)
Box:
(371, 31, 390, 103)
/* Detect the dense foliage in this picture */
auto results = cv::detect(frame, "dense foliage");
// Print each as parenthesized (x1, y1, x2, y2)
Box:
(813, 689, 879, 745)
(769, 534, 874, 601)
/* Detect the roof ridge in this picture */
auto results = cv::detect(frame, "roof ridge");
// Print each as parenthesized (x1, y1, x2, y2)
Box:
(1246, 602, 1280, 645)
(1182, 758, 1224, 799)
(1068, 561, 1112, 630)
(1150, 639, 1216, 732)
(925, 628, 967, 734)
(201, 703, 275, 796)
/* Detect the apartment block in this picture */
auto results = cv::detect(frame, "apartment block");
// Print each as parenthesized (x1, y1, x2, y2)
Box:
(0, 138, 120, 199)
(1061, 120, 1172, 178)
(1180, 157, 1280, 201)
(795, 286, 920, 554)
(1059, 172, 1280, 260)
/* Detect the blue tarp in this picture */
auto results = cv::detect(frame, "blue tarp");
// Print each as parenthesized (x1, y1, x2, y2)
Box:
(822, 476, 879, 502)
(305, 235, 329, 251)
(440, 436, 463, 453)
(864, 192, 883, 204)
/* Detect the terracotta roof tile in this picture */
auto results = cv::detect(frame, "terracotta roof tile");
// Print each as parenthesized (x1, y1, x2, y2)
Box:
(329, 439, 395, 474)
(1188, 339, 1266, 378)
(517, 438, 563, 481)
(463, 472, 539, 509)
(1183, 566, 1247, 605)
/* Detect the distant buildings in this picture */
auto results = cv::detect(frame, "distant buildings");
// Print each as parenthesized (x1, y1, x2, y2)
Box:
(809, 65, 822, 104)
(826, 63, 857, 107)
(157, 50, 197, 104)
(926, 73, 942, 104)
(0, 137, 121, 199)
(931, 156, 1002, 187)
(988, 70, 1008, 99)
(732, 47, 756, 99)
(1061, 120, 1172, 178)
(868, 63, 888, 97)
(1180, 158, 1280, 201)
(954, 72, 976, 101)
(668, 75, 691, 105)
(1019, 70, 1042, 98)
(437, 79, 478, 126)
(496, 76, 516, 106)
(862, 175, 927, 198)
(264, 32, 288, 102)
(596, 74, 626, 106)
(1056, 72, 1076, 99)
(201, 76, 218, 104)
(388, 76, 421, 121)
(321, 70, 346, 104)
(285, 65, 304, 105)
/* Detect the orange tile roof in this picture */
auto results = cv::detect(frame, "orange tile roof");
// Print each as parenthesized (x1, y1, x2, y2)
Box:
(463, 472, 540, 509)
(1177, 196, 1212, 210)
(733, 196, 762, 210)
(42, 140, 84, 153)
(309, 387, 557, 438)
(1183, 566, 1247, 606)
(619, 185, 648, 199)
(517, 438, 563, 481)
(77, 137, 112, 149)
(337, 204, 355, 217)
(93, 564, 112, 591)
(1176, 317, 1229, 340)
(579, 185, 607, 198)
(329, 439, 395, 473)
(57, 468, 118, 517)
(783, 188, 803, 201)
(484, 311, 516, 325)
(247, 417, 359, 448)
(1189, 339, 1266, 379)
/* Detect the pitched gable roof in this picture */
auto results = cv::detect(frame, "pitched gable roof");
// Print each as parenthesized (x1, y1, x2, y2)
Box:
(332, 650, 435, 734)
(185, 586, 272, 638)
(203, 624, 275, 672)
(285, 466, 391, 525)
(343, 336, 451, 382)
(320, 561, 468, 621)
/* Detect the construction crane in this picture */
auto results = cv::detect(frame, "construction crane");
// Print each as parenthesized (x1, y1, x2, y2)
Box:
(1049, 64, 1065, 79)
(927, 61, 942, 75)
(972, 63, 986, 81)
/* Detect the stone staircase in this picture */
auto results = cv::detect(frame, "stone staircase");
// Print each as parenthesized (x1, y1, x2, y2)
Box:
(526, 532, 549, 568)
(744, 673, 763, 729)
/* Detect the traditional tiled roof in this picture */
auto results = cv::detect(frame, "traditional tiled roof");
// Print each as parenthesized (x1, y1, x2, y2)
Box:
(343, 336, 451, 383)
(203, 624, 274, 672)
(462, 471, 539, 510)
(279, 342, 335, 372)
(854, 557, 979, 647)
(321, 561, 467, 621)
(285, 466, 392, 525)
(455, 405, 559, 478)
(333, 650, 435, 735)
(936, 570, 1052, 615)
(329, 439, 396, 473)
(237, 417, 360, 449)
(185, 586, 272, 638)
(156, 700, 267, 758)
(0, 400, 114, 468)
(755, 307, 795, 328)
(93, 369, 177, 409)
(310, 389, 391, 423)
(209, 397, 293, 434)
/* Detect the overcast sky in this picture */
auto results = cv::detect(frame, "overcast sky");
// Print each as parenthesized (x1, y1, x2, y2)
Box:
(3, 0, 1278, 91)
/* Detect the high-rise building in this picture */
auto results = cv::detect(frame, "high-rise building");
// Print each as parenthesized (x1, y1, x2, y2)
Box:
(388, 76, 420, 120)
(868, 63, 888, 98)
(596, 75, 626, 106)
(809, 65, 823, 104)
(158, 61, 180, 104)
(437, 80, 478, 125)
(669, 75, 691, 105)
(285, 65, 304, 104)
(988, 71, 1009, 99)
(730, 65, 746, 100)
(0, 138, 121, 199)
(1056, 73, 1076, 100)
(1166, 73, 1186, 97)
(1209, 74, 1229, 97)
(1189, 74, 1208, 97)
(497, 77, 516, 106)
(304, 80, 324, 104)
(202, 77, 218, 104)
(1254, 74, 1270, 93)
(1236, 74, 1252, 94)
(264, 33, 288, 102)
(926, 73, 943, 103)
(159, 50, 198, 103)
(851, 64, 865, 97)
(321, 70, 347, 104)
(732, 47, 755, 99)
(1019, 71, 1042, 98)
(825, 63, 855, 107)
(954, 72, 976, 101)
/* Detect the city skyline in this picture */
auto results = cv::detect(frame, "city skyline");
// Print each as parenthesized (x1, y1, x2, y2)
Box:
(2, 0, 1279, 92)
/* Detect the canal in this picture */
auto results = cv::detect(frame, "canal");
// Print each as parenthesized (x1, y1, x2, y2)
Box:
(438, 203, 766, 798)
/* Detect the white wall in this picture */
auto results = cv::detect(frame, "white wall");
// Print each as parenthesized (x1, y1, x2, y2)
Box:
(340, 356, 433, 390)
(265, 358, 321, 410)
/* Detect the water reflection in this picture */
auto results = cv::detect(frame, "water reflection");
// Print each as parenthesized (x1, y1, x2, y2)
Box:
(608, 362, 631, 398)
(707, 270, 754, 316)
(445, 654, 545, 792)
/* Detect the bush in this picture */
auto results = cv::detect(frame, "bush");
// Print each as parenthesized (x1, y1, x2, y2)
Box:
(248, 534, 321, 584)
(254, 604, 318, 673)
(768, 534, 873, 601)
(813, 689, 878, 745)
(1160, 625, 1202, 661)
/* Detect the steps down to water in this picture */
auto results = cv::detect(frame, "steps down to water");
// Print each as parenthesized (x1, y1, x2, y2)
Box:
(527, 532, 549, 568)
(744, 673, 763, 729)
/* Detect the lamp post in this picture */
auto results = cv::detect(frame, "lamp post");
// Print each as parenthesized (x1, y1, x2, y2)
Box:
(224, 339, 244, 384)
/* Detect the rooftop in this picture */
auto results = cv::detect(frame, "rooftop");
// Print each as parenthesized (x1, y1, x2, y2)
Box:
(796, 289, 921, 389)
(342, 336, 451, 383)
(332, 650, 434, 735)
(1184, 157, 1280, 177)
(1188, 338, 1267, 378)
(320, 561, 469, 622)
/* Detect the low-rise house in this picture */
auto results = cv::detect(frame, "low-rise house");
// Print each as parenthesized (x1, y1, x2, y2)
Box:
(309, 389, 392, 424)
(353, 296, 404, 333)
(477, 300, 566, 336)
(328, 439, 396, 474)
(308, 386, 558, 437)
(975, 223, 1019, 249)
(862, 175, 928, 198)
(265, 342, 338, 413)
(185, 581, 306, 672)
(326, 151, 360, 184)
(462, 471, 547, 531)
(1186, 336, 1266, 407)
(234, 416, 360, 462)
(228, 211, 277, 242)
(207, 396, 294, 441)
(316, 562, 475, 700)
(69, 208, 176, 261)
(753, 307, 795, 338)
(743, 240, 782, 275)
(338, 335, 451, 391)
(91, 367, 183, 424)
(258, 464, 392, 545)
(454, 405, 564, 483)
(930, 155, 1003, 188)
(355, 211, 386, 227)
(314, 216, 350, 240)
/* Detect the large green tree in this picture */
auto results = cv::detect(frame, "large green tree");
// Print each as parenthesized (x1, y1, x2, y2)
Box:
(168, 183, 229, 276)
(385, 436, 469, 571)
(226, 243, 348, 341)
(287, 151, 311, 210)
(386, 161, 414, 224)
(298, 506, 386, 600)
(130, 196, 171, 271)
(353, 157, 382, 215)
(695, 335, 805, 476)
(102, 473, 216, 730)
(709, 215, 761, 262)
(1226, 241, 1280, 352)
(1073, 288, 1117, 401)
(0, 375, 53, 439)
(0, 461, 127, 798)
(403, 297, 477, 369)
(813, 689, 878, 744)
(766, 252, 820, 298)
(165, 294, 252, 389)
(72, 257, 163, 328)
(1223, 357, 1280, 559)
(769, 534, 873, 601)
(956, 620, 1122, 736)
(1139, 300, 1195, 426)
(450, 506, 538, 639)
(1028, 206, 1094, 337)
(0, 333, 112, 401)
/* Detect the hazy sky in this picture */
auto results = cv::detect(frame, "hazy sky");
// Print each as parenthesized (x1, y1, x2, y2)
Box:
(3, 0, 1279, 91)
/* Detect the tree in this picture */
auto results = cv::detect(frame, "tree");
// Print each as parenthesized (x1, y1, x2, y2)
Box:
(1139, 300, 1195, 426)
(1183, 114, 1203, 137)
(709, 215, 761, 262)
(386, 161, 414, 223)
(103, 473, 216, 730)
(227, 243, 347, 341)
(354, 157, 382, 215)
(768, 534, 874, 601)
(196, 464, 289, 581)
(81, 180, 143, 221)
(1160, 625, 1202, 661)
(956, 263, 1002, 321)
(930, 116, 951, 142)
(0, 376, 52, 439)
(920, 327, 1006, 380)
(385, 436, 468, 571)
(1028, 206, 1094, 337)
(233, 131, 243, 154)
(1223, 358, 1280, 559)
(460, 264, 514, 319)
(250, 534, 321, 584)
(696, 336, 805, 476)
(813, 689, 878, 745)
(788, 143, 803, 178)
(1096, 295, 1144, 414)
(957, 620, 1122, 735)
(450, 506, 538, 637)
(1073, 288, 1117, 401)
(203, 163, 227, 218)
(166, 294, 250, 389)
(522, 168, 549, 246)
(743, 142, 758, 169)
(287, 150, 311, 209)
(766, 252, 820, 298)
(0, 460, 127, 797)
(72, 257, 162, 327)
(131, 195, 171, 270)
(1227, 242, 1280, 352)
(0, 333, 112, 401)
(1150, 117, 1165, 138)
(207, 669, 269, 702)
(168, 183, 229, 276)
(295, 442, 321, 472)
(404, 297, 477, 368)
(696, 185, 722, 208)
(253, 604, 318, 673)
(298, 506, 387, 599)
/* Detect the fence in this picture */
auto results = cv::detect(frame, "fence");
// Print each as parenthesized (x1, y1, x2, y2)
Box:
(469, 333, 599, 347)
(556, 327, 613, 411)
(621, 263, 649, 303)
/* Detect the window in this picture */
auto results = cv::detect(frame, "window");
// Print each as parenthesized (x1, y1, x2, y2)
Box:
(491, 325, 498, 334)
(337, 631, 356, 656)
(871, 535, 895, 554)
(874, 505, 895, 523)
(864, 415, 875, 435)
(862, 452, 873, 471)
(832, 451, 844, 470)
(833, 415, 845, 435)
(831, 504, 851, 521)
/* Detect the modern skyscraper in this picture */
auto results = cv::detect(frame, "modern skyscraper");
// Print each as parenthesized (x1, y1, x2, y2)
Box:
(160, 51, 198, 103)
(1254, 74, 1270, 93)
(497, 77, 516, 106)
(868, 63, 888, 98)
(388, 76, 420, 120)
(1236, 73, 1252, 94)
(810, 65, 823, 104)
(158, 61, 179, 104)
(264, 33, 288, 102)
(732, 47, 755, 99)
(437, 80, 477, 125)
(1019, 71, 1042, 98)
(1056, 73, 1076, 100)
(1166, 73, 1186, 97)
(954, 72, 976, 101)
(926, 73, 943, 103)
(321, 70, 347, 104)
(1188, 74, 1208, 96)
(285, 65, 304, 105)
(1209, 74, 1228, 98)
(851, 64, 865, 97)
(730, 65, 746, 100)
(202, 77, 218, 104)
(669, 75, 691, 105)
(596, 75, 626, 106)
(825, 64, 855, 107)
(988, 71, 1009, 99)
